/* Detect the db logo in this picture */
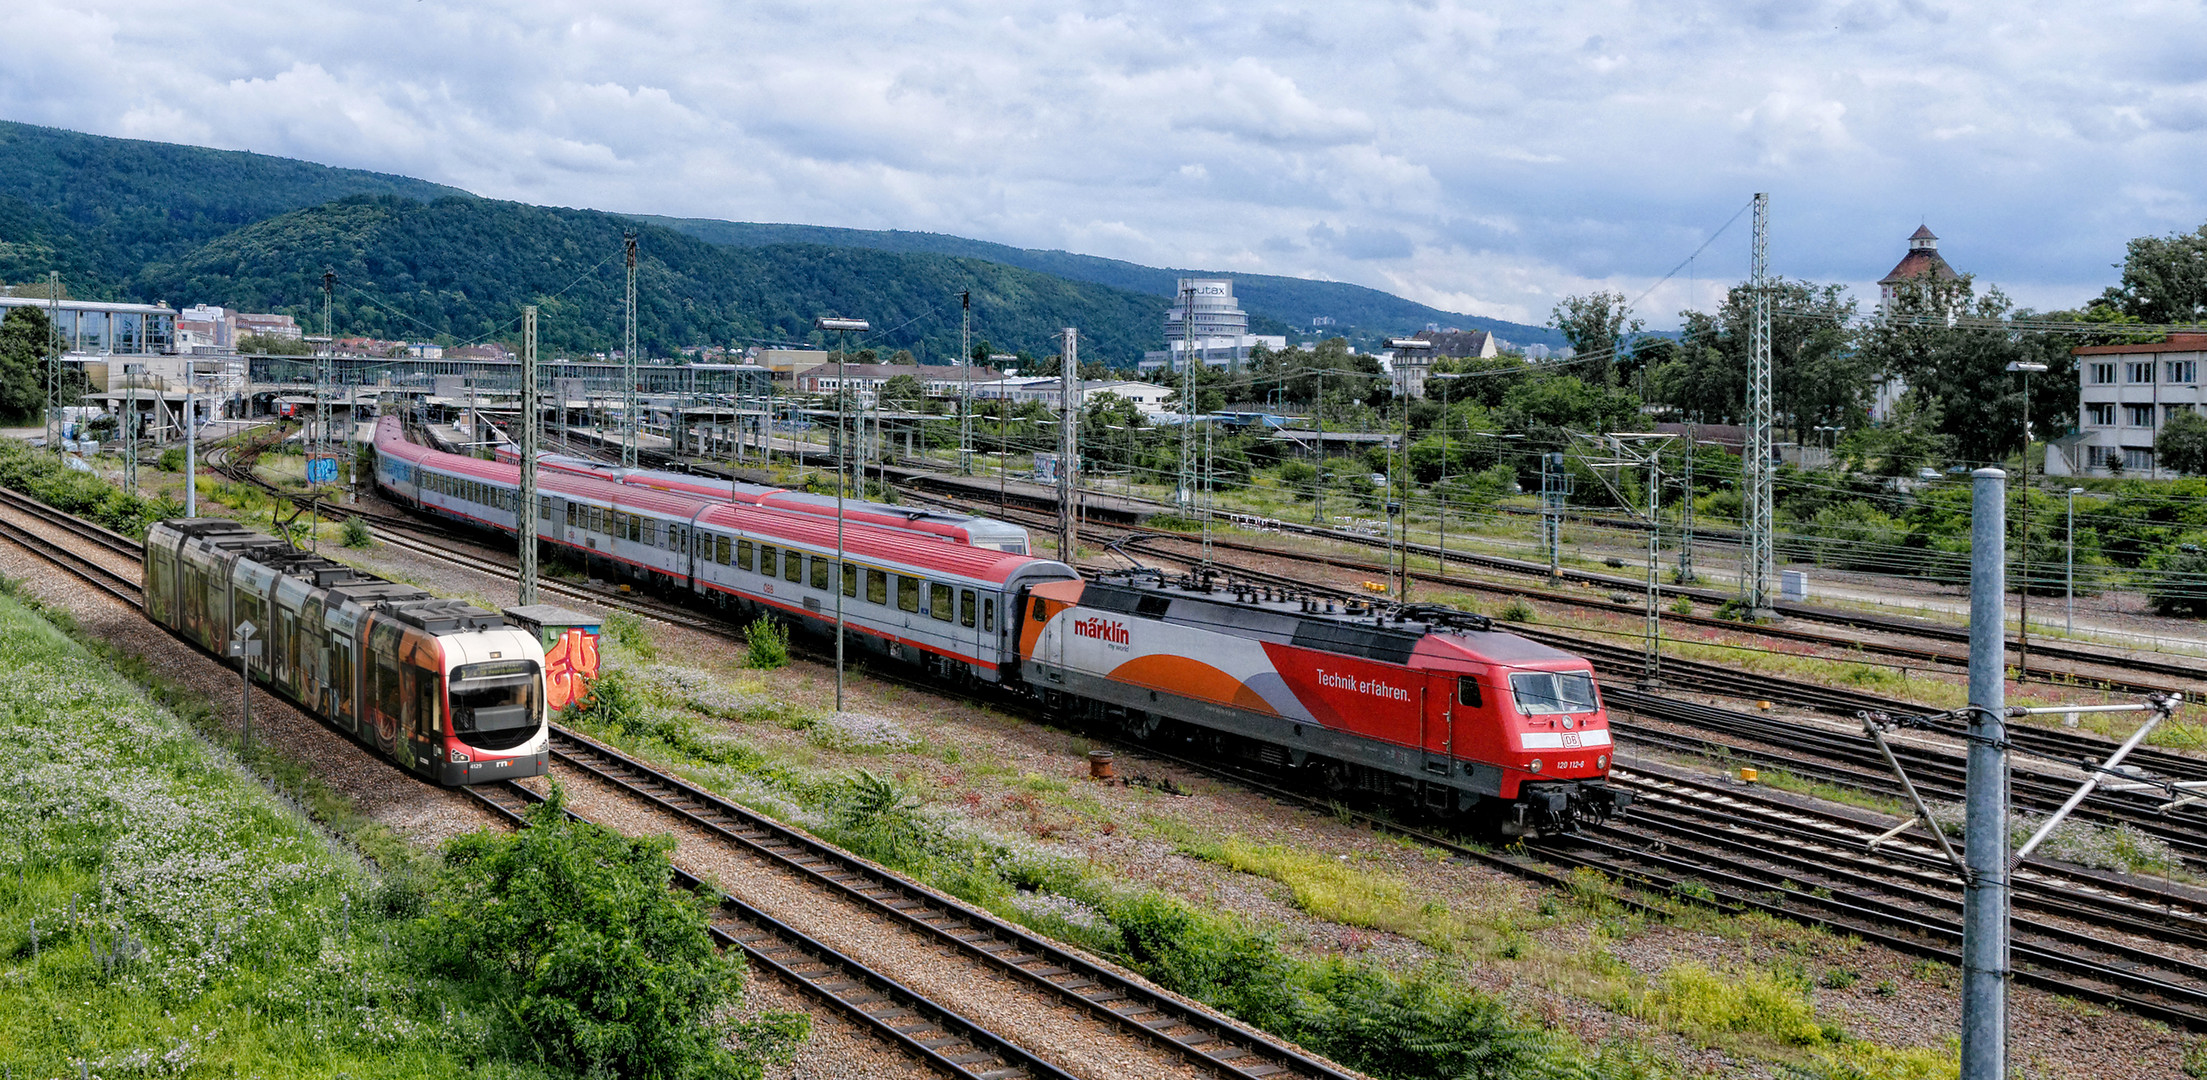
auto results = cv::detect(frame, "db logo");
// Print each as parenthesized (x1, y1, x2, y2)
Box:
(1563, 733, 1582, 748)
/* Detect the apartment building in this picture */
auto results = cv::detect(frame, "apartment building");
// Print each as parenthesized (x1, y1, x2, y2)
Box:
(2053, 333, 2207, 478)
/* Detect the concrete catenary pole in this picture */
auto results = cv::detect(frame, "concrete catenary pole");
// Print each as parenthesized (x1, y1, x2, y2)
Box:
(1059, 328, 1079, 562)
(45, 271, 60, 455)
(184, 356, 197, 518)
(961, 291, 974, 475)
(1963, 466, 2010, 1080)
(519, 306, 539, 607)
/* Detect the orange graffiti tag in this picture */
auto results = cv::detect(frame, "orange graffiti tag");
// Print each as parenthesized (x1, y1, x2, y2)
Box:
(544, 628, 600, 711)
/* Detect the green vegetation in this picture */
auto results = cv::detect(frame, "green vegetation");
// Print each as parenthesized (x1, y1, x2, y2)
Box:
(0, 119, 462, 292)
(0, 581, 802, 1078)
(0, 435, 177, 536)
(742, 615, 791, 669)
(428, 788, 807, 1079)
(341, 516, 374, 548)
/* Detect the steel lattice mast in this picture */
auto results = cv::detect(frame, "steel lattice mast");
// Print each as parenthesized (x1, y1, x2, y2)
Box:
(1743, 192, 1776, 616)
(1178, 280, 1196, 511)
(520, 306, 539, 606)
(622, 232, 639, 468)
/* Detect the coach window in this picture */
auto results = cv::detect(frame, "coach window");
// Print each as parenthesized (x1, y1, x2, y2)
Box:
(759, 545, 777, 577)
(843, 561, 858, 598)
(785, 552, 804, 584)
(867, 568, 888, 605)
(983, 597, 995, 633)
(738, 540, 755, 570)
(930, 582, 953, 622)
(959, 589, 976, 628)
(1457, 677, 1483, 708)
(716, 535, 732, 565)
(811, 556, 829, 591)
(539, 496, 552, 521)
(898, 575, 921, 613)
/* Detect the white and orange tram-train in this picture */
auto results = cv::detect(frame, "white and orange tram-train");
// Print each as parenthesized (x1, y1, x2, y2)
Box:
(144, 518, 551, 786)
(375, 418, 1630, 830)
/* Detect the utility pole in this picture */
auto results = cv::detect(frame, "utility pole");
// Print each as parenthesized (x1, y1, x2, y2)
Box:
(1059, 328, 1079, 562)
(960, 291, 974, 475)
(45, 271, 60, 455)
(184, 356, 197, 518)
(519, 306, 540, 607)
(123, 362, 139, 496)
(1178, 280, 1197, 511)
(1386, 338, 1433, 600)
(1312, 366, 1326, 526)
(816, 316, 870, 714)
(1743, 192, 1776, 617)
(1678, 424, 1697, 583)
(2008, 361, 2047, 674)
(320, 269, 334, 469)
(623, 232, 639, 468)
(1962, 467, 2010, 1080)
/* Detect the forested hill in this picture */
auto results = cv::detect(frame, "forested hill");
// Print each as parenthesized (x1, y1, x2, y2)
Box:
(630, 215, 1566, 349)
(135, 195, 1173, 360)
(0, 121, 467, 292)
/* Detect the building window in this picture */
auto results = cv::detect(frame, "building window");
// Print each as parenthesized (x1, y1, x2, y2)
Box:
(2125, 403, 2157, 427)
(2125, 447, 2156, 473)
(2128, 361, 2155, 384)
(2086, 403, 2114, 427)
(2090, 363, 2117, 385)
(2170, 360, 2199, 384)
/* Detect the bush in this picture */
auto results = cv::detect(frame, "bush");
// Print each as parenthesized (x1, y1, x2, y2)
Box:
(425, 785, 807, 1079)
(1499, 597, 1535, 622)
(602, 609, 659, 660)
(1278, 460, 1318, 486)
(340, 515, 374, 547)
(2145, 537, 2207, 617)
(157, 445, 185, 472)
(744, 615, 791, 669)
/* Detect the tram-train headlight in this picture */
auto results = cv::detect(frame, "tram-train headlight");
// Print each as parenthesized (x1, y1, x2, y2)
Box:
(1528, 758, 1543, 774)
(449, 749, 472, 763)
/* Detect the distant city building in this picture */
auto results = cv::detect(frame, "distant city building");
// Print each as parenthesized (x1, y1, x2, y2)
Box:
(757, 348, 830, 384)
(793, 362, 1010, 404)
(1417, 329, 1500, 360)
(2053, 333, 2207, 479)
(177, 304, 232, 349)
(974, 377, 1176, 416)
(233, 311, 302, 341)
(1141, 277, 1285, 373)
(0, 296, 177, 357)
(448, 343, 514, 363)
(1870, 225, 1964, 423)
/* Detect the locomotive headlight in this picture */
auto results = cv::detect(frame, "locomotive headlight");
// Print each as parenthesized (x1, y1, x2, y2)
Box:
(1597, 754, 1608, 770)
(449, 749, 472, 763)
(1562, 716, 1576, 729)
(1528, 758, 1543, 774)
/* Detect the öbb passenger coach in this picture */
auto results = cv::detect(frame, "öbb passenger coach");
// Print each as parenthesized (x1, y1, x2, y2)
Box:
(375, 418, 1629, 829)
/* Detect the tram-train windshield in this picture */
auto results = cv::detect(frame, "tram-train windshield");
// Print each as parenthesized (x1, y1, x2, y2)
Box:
(450, 660, 543, 750)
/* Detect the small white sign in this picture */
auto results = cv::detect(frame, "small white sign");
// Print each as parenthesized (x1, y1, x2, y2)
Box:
(234, 620, 258, 639)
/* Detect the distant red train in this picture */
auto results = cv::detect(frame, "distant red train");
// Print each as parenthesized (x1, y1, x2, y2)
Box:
(386, 419, 1626, 830)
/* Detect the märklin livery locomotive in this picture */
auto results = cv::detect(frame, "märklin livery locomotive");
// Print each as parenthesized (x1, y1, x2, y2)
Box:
(377, 418, 1628, 829)
(144, 518, 551, 785)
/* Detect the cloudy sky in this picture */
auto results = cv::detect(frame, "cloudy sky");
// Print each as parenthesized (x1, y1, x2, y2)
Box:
(4, 0, 2201, 328)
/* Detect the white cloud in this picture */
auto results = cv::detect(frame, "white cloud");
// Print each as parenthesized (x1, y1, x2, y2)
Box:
(0, 0, 2201, 330)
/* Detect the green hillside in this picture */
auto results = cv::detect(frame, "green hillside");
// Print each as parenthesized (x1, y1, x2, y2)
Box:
(135, 195, 1174, 361)
(0, 120, 468, 293)
(633, 214, 1565, 348)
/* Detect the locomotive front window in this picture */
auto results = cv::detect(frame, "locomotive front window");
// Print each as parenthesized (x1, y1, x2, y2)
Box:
(1509, 671, 1598, 715)
(450, 660, 542, 752)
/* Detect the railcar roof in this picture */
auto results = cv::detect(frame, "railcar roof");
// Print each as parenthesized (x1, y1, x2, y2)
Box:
(379, 418, 1058, 584)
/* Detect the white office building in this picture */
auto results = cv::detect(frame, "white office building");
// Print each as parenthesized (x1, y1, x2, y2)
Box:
(1140, 278, 1285, 372)
(2053, 333, 2207, 478)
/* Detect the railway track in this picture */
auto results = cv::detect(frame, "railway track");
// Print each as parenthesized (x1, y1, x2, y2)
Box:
(109, 456, 2207, 1031)
(462, 780, 1083, 1080)
(0, 486, 145, 604)
(538, 726, 1362, 1080)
